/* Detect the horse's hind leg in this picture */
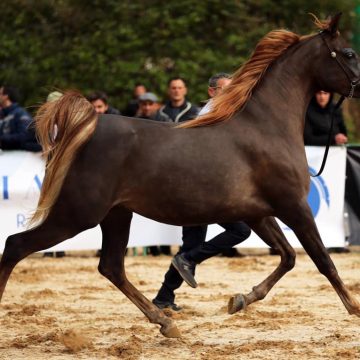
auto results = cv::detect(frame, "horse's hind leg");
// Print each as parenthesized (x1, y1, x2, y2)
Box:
(0, 213, 95, 302)
(228, 216, 296, 314)
(98, 205, 181, 338)
(280, 202, 360, 316)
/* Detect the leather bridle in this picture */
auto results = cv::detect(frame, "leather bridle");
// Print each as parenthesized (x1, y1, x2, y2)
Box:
(320, 31, 360, 98)
(311, 32, 360, 177)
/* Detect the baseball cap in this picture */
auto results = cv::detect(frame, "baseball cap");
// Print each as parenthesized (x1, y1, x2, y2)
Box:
(138, 92, 158, 103)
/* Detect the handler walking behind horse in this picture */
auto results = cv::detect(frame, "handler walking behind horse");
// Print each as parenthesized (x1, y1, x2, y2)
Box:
(153, 73, 251, 311)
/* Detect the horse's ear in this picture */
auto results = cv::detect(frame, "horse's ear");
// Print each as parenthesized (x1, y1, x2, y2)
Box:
(327, 13, 342, 36)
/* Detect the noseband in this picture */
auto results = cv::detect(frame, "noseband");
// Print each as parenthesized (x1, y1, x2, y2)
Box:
(311, 33, 360, 177)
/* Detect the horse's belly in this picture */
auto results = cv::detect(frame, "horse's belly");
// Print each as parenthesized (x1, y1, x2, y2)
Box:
(121, 191, 272, 226)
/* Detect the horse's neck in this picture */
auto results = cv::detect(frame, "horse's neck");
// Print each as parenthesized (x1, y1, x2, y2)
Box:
(251, 39, 318, 126)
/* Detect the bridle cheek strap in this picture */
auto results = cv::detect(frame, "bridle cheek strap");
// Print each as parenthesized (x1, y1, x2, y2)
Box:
(311, 32, 358, 177)
(320, 32, 360, 98)
(310, 94, 345, 178)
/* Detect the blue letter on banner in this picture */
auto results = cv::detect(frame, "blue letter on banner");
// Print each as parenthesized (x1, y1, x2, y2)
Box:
(2, 176, 8, 200)
(17, 214, 26, 228)
(34, 175, 42, 190)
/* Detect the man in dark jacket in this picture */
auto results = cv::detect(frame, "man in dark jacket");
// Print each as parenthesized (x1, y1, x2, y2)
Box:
(304, 90, 348, 255)
(0, 86, 41, 151)
(154, 77, 199, 123)
(304, 91, 348, 145)
(87, 91, 121, 115)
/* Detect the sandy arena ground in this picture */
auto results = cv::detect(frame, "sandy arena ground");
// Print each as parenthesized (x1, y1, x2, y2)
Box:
(0, 249, 360, 359)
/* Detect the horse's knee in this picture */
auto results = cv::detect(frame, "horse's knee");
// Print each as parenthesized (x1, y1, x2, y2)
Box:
(98, 261, 126, 285)
(281, 249, 296, 271)
(98, 261, 110, 278)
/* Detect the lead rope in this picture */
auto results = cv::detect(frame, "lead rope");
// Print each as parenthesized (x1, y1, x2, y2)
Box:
(310, 95, 345, 177)
(310, 30, 360, 177)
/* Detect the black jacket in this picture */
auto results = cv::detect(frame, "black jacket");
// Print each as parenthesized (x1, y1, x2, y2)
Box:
(0, 103, 41, 151)
(105, 105, 121, 115)
(304, 96, 347, 146)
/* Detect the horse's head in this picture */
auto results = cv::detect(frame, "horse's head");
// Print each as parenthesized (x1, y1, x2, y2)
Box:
(313, 13, 360, 98)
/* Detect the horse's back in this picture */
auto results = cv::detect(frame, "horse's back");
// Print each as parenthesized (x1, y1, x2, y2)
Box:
(97, 114, 173, 133)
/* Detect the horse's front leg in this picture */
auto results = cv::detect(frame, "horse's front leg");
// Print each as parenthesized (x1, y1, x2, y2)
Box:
(98, 206, 181, 338)
(280, 201, 360, 316)
(228, 216, 296, 314)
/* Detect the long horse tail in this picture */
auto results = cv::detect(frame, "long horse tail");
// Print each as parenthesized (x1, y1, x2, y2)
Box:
(30, 90, 98, 227)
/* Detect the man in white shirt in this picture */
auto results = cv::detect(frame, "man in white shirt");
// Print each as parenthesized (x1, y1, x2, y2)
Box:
(198, 72, 232, 115)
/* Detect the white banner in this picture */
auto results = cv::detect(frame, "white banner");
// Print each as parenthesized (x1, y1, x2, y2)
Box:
(0, 147, 346, 252)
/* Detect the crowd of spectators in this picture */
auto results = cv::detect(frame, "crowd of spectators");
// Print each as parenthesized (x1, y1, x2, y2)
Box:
(1, 82, 348, 154)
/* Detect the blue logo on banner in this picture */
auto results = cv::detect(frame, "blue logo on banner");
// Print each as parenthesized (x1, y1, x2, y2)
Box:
(1, 175, 42, 200)
(307, 167, 330, 217)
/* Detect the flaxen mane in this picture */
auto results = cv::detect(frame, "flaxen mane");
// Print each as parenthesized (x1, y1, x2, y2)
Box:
(179, 16, 332, 129)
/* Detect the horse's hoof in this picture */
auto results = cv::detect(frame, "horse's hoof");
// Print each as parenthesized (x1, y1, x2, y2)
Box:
(348, 307, 360, 317)
(160, 324, 181, 338)
(228, 293, 246, 314)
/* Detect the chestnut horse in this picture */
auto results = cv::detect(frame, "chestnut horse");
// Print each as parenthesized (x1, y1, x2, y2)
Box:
(1, 14, 360, 338)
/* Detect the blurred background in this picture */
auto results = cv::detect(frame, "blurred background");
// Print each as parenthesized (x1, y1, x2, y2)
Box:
(1, 0, 360, 140)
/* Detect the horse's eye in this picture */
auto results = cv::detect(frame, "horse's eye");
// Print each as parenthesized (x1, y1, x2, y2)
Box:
(343, 48, 355, 59)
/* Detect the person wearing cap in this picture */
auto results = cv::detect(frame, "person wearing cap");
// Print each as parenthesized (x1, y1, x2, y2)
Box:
(87, 91, 121, 115)
(136, 92, 163, 120)
(136, 91, 171, 257)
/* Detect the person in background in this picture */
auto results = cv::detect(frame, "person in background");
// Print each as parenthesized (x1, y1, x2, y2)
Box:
(136, 92, 169, 256)
(122, 83, 147, 117)
(88, 90, 120, 258)
(197, 72, 245, 258)
(0, 85, 41, 152)
(135, 92, 163, 120)
(87, 91, 121, 115)
(304, 90, 349, 255)
(198, 72, 231, 115)
(154, 77, 199, 123)
(304, 90, 348, 146)
(152, 73, 251, 311)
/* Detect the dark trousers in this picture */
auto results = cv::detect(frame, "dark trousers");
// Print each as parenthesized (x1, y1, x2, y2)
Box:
(154, 222, 251, 303)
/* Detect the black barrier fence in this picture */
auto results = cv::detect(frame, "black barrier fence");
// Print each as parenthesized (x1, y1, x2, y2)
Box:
(345, 146, 360, 245)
